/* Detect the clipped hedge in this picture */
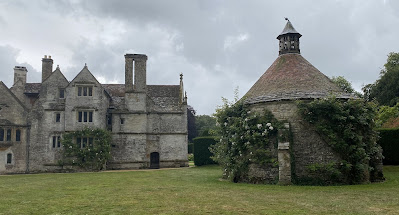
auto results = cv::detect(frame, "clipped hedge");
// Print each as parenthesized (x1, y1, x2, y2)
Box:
(193, 136, 217, 166)
(377, 128, 399, 165)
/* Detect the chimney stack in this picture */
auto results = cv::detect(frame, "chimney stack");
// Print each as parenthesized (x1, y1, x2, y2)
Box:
(124, 54, 147, 93)
(13, 66, 28, 86)
(42, 55, 53, 82)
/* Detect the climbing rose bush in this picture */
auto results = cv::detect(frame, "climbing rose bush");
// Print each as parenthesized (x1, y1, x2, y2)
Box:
(61, 127, 112, 171)
(210, 100, 282, 183)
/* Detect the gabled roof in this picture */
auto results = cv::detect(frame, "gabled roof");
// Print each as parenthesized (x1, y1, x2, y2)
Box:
(277, 20, 302, 39)
(67, 65, 101, 87)
(244, 54, 353, 104)
(42, 66, 69, 85)
(0, 81, 27, 110)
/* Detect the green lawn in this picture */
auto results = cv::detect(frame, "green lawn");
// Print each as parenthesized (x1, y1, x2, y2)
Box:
(0, 166, 398, 215)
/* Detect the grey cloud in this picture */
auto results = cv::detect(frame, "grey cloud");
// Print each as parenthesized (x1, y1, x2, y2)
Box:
(1, 0, 399, 114)
(0, 45, 39, 88)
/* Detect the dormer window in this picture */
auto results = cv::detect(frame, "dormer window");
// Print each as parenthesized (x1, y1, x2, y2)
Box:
(77, 86, 93, 96)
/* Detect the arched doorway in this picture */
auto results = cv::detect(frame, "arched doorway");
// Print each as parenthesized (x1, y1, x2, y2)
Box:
(150, 152, 160, 169)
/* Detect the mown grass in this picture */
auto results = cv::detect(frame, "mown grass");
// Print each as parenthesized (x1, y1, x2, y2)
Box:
(0, 166, 398, 214)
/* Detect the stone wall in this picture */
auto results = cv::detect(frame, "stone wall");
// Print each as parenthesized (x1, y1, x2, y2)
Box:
(249, 100, 341, 182)
(27, 70, 69, 172)
(108, 110, 188, 169)
(0, 82, 28, 174)
(1, 53, 189, 174)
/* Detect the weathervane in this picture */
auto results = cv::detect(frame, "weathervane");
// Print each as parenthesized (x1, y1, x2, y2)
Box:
(285, 17, 289, 21)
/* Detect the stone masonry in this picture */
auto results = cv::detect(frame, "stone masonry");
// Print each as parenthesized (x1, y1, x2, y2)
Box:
(0, 53, 189, 174)
(243, 20, 354, 184)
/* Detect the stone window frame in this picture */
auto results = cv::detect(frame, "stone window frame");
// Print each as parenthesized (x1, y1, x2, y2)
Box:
(6, 128, 11, 141)
(6, 153, 12, 165)
(55, 112, 61, 123)
(76, 85, 93, 97)
(77, 110, 94, 123)
(0, 127, 18, 142)
(15, 129, 21, 142)
(76, 137, 94, 149)
(0, 128, 4, 141)
(107, 114, 112, 125)
(51, 135, 62, 148)
(59, 88, 65, 99)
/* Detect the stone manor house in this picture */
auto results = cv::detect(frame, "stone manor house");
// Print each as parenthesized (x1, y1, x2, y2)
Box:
(0, 54, 189, 174)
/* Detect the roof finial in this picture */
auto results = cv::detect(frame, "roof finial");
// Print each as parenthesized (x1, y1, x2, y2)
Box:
(285, 17, 289, 21)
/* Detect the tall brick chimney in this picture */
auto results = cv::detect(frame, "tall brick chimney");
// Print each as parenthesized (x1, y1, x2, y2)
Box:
(42, 55, 53, 82)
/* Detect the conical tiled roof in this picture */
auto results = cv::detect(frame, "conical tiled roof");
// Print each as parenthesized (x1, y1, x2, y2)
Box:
(277, 20, 301, 39)
(244, 54, 353, 104)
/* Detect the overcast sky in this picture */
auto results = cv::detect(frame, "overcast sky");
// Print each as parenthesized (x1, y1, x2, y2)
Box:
(0, 0, 398, 115)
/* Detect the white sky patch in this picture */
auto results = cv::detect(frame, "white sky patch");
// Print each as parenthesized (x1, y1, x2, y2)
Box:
(175, 43, 184, 52)
(223, 33, 249, 51)
(96, 76, 119, 84)
(95, 19, 127, 46)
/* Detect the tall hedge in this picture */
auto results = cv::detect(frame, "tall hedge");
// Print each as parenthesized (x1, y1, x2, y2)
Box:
(377, 128, 399, 165)
(193, 136, 217, 166)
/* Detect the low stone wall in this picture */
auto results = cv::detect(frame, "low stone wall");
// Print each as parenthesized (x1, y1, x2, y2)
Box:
(248, 164, 279, 184)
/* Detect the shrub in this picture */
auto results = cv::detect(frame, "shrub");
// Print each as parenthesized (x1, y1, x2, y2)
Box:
(298, 97, 384, 184)
(193, 136, 217, 166)
(60, 128, 112, 171)
(377, 128, 399, 165)
(211, 99, 282, 183)
(188, 154, 194, 162)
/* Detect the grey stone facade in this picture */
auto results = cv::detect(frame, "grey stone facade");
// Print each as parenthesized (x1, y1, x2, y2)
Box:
(0, 53, 188, 174)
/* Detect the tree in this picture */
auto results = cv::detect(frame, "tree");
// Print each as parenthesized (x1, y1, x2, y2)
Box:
(364, 52, 399, 106)
(331, 76, 355, 94)
(195, 115, 216, 136)
(187, 106, 197, 142)
(331, 76, 362, 97)
(375, 102, 399, 128)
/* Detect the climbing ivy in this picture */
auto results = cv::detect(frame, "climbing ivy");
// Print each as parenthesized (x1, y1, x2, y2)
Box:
(60, 128, 112, 171)
(297, 97, 384, 184)
(210, 99, 283, 183)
